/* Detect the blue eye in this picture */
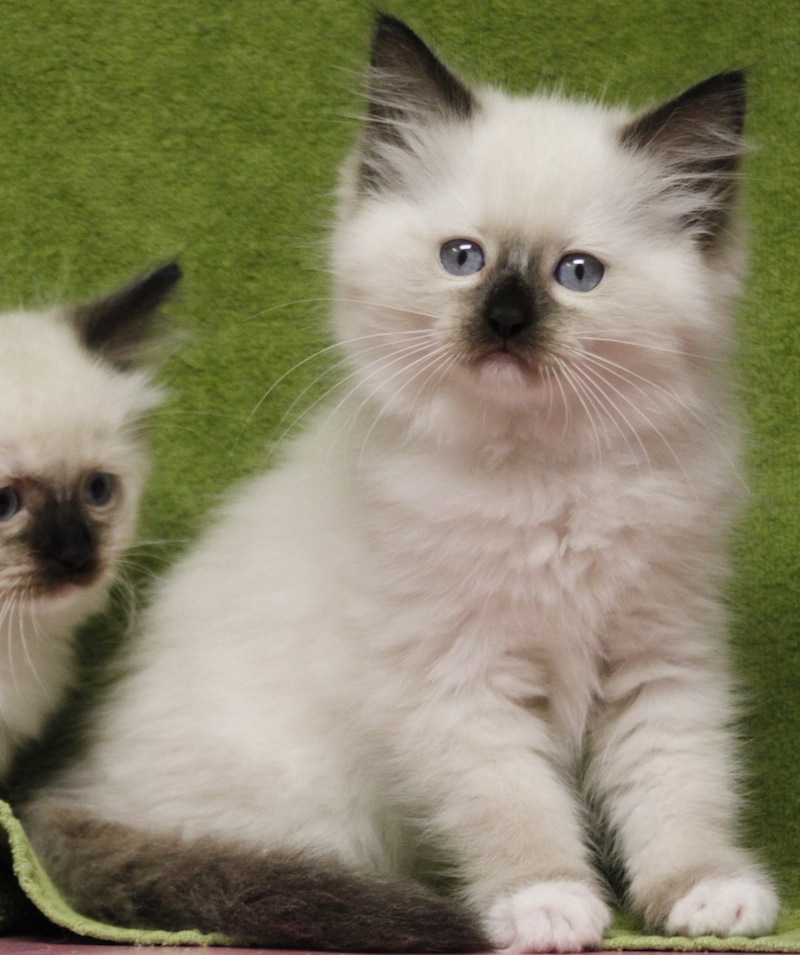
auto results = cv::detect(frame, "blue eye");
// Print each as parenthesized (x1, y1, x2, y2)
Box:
(440, 239, 485, 276)
(83, 472, 116, 507)
(554, 252, 604, 292)
(0, 486, 21, 522)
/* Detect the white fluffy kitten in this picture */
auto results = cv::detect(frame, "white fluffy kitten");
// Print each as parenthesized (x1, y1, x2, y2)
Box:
(23, 17, 778, 953)
(0, 263, 180, 778)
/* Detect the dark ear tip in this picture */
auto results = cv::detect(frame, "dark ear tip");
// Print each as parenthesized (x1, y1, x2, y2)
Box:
(373, 11, 409, 36)
(74, 260, 184, 368)
(708, 68, 747, 97)
(685, 69, 748, 109)
(688, 69, 748, 134)
(706, 67, 748, 84)
(370, 11, 424, 60)
(721, 67, 748, 86)
(159, 260, 183, 282)
(145, 260, 183, 294)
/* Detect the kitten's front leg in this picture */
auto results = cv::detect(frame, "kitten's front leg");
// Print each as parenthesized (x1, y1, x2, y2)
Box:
(394, 692, 611, 952)
(588, 624, 778, 938)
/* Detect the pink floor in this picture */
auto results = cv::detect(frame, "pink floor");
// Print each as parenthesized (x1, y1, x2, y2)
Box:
(0, 941, 282, 955)
(0, 940, 666, 955)
(0, 941, 735, 955)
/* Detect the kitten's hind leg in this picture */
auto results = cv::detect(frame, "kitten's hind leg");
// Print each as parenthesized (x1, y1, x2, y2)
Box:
(22, 799, 487, 953)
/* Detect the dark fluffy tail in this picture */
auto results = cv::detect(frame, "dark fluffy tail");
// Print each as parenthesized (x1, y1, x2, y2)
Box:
(23, 800, 488, 953)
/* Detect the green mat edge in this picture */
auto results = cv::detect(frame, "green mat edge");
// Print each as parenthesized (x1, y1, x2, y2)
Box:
(3, 798, 800, 951)
(1, 799, 227, 946)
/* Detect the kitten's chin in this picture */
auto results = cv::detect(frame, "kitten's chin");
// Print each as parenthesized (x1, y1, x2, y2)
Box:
(28, 576, 109, 617)
(468, 350, 552, 408)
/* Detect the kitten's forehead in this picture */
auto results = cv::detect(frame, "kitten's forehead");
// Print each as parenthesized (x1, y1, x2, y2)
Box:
(476, 93, 630, 223)
(419, 91, 637, 246)
(0, 309, 157, 479)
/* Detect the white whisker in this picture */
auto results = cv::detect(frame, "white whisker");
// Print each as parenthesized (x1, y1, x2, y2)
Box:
(541, 364, 556, 429)
(572, 357, 700, 491)
(565, 340, 736, 491)
(567, 345, 745, 489)
(281, 336, 440, 455)
(571, 334, 726, 363)
(1, 593, 22, 697)
(238, 328, 434, 447)
(267, 332, 434, 450)
(20, 598, 51, 698)
(564, 359, 652, 474)
(354, 344, 457, 471)
(553, 358, 608, 466)
(326, 339, 446, 459)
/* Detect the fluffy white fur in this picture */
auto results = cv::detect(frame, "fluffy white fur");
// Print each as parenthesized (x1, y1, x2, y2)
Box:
(0, 268, 175, 777)
(31, 25, 777, 953)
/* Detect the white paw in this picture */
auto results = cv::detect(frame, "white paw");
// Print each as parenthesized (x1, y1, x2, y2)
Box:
(486, 879, 611, 952)
(665, 874, 779, 938)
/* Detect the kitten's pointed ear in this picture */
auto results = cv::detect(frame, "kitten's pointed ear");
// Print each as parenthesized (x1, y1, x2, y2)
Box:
(359, 14, 476, 192)
(620, 71, 747, 249)
(369, 14, 474, 122)
(72, 261, 183, 370)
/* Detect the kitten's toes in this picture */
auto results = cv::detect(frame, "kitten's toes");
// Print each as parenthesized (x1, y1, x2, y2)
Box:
(485, 879, 611, 952)
(665, 874, 778, 938)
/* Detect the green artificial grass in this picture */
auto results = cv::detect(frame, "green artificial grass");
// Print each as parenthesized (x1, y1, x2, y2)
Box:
(0, 0, 799, 948)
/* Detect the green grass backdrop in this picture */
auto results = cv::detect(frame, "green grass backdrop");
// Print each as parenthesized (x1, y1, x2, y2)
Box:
(0, 0, 798, 949)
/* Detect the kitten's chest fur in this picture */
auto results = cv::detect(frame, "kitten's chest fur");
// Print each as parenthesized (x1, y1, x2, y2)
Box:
(351, 429, 688, 751)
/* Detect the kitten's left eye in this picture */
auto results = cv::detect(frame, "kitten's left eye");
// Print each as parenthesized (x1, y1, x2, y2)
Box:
(554, 252, 604, 292)
(83, 472, 116, 507)
(440, 239, 485, 276)
(0, 486, 22, 522)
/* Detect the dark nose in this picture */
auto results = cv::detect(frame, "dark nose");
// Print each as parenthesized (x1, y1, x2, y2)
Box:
(35, 512, 98, 581)
(51, 525, 96, 575)
(484, 275, 535, 342)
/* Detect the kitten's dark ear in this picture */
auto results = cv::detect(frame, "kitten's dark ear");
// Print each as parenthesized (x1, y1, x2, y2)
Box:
(621, 71, 747, 249)
(72, 261, 182, 370)
(359, 14, 476, 192)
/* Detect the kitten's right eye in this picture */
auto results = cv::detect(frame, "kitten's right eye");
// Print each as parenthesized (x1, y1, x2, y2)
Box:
(0, 486, 22, 522)
(554, 252, 604, 292)
(83, 472, 117, 507)
(440, 239, 485, 276)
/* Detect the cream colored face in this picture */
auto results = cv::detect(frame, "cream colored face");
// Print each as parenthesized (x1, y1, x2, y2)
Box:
(0, 469, 123, 602)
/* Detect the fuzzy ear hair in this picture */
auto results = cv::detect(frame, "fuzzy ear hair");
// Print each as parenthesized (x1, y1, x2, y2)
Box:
(620, 71, 747, 249)
(72, 261, 183, 370)
(359, 14, 475, 192)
